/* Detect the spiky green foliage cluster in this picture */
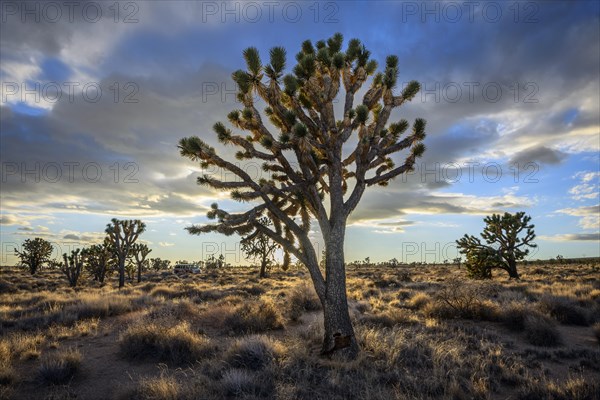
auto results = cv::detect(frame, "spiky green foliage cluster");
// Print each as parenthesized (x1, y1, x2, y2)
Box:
(61, 249, 84, 288)
(105, 218, 147, 288)
(456, 212, 537, 279)
(14, 237, 53, 275)
(179, 33, 426, 272)
(81, 237, 114, 284)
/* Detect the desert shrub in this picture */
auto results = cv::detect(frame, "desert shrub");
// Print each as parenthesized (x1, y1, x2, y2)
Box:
(149, 286, 180, 299)
(537, 295, 590, 326)
(119, 321, 215, 365)
(562, 376, 600, 400)
(518, 375, 599, 400)
(221, 369, 261, 397)
(224, 298, 284, 334)
(408, 292, 432, 309)
(359, 310, 411, 328)
(372, 273, 410, 288)
(523, 314, 562, 347)
(424, 280, 498, 320)
(500, 301, 532, 331)
(7, 332, 44, 360)
(38, 348, 82, 385)
(125, 375, 181, 400)
(240, 284, 265, 296)
(0, 340, 14, 385)
(286, 283, 322, 321)
(60, 294, 140, 322)
(224, 335, 283, 370)
(147, 300, 199, 323)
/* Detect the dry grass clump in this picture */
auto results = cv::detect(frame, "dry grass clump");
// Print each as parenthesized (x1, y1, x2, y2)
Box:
(359, 309, 412, 328)
(523, 314, 562, 347)
(408, 292, 432, 309)
(423, 280, 499, 320)
(500, 301, 539, 331)
(286, 283, 322, 321)
(4, 332, 45, 360)
(124, 375, 182, 400)
(0, 340, 15, 386)
(537, 295, 591, 326)
(224, 335, 284, 370)
(222, 297, 284, 334)
(38, 348, 82, 385)
(119, 321, 216, 365)
(518, 375, 600, 400)
(220, 368, 274, 398)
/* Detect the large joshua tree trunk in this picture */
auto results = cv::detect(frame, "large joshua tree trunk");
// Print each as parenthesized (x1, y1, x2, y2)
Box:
(506, 257, 520, 279)
(322, 231, 359, 358)
(118, 260, 126, 288)
(320, 222, 359, 358)
(259, 258, 267, 278)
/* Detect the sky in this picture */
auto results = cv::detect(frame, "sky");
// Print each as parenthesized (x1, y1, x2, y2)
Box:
(1, 0, 599, 266)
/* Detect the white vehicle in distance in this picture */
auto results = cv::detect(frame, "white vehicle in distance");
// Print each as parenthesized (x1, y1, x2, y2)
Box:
(173, 263, 202, 274)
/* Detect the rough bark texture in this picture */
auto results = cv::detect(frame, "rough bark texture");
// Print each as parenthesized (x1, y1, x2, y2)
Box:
(321, 225, 359, 358)
(259, 259, 267, 278)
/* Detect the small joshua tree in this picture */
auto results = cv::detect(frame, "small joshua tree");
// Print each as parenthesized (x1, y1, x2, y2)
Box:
(105, 219, 146, 288)
(130, 243, 152, 283)
(241, 217, 280, 278)
(14, 238, 53, 275)
(456, 212, 536, 279)
(149, 258, 171, 271)
(61, 249, 84, 287)
(82, 237, 113, 284)
(178, 33, 426, 358)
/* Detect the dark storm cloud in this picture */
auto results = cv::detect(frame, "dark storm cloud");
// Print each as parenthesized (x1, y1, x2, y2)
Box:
(509, 146, 567, 166)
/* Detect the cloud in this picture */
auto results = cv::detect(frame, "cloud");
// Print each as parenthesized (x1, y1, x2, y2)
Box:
(539, 233, 600, 241)
(509, 146, 567, 166)
(158, 242, 175, 247)
(0, 214, 20, 225)
(568, 171, 600, 201)
(556, 204, 600, 230)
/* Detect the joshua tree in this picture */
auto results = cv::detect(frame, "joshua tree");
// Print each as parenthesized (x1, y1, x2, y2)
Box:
(105, 219, 146, 288)
(241, 217, 280, 278)
(14, 238, 53, 275)
(453, 257, 462, 268)
(456, 212, 536, 279)
(130, 243, 152, 283)
(61, 249, 84, 287)
(179, 33, 426, 358)
(149, 257, 171, 271)
(82, 237, 113, 283)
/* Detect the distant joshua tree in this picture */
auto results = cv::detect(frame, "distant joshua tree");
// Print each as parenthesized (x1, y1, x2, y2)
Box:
(130, 243, 152, 283)
(149, 258, 171, 271)
(61, 249, 84, 287)
(178, 33, 426, 358)
(14, 237, 53, 275)
(241, 217, 280, 278)
(105, 219, 146, 288)
(82, 237, 113, 283)
(456, 212, 536, 279)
